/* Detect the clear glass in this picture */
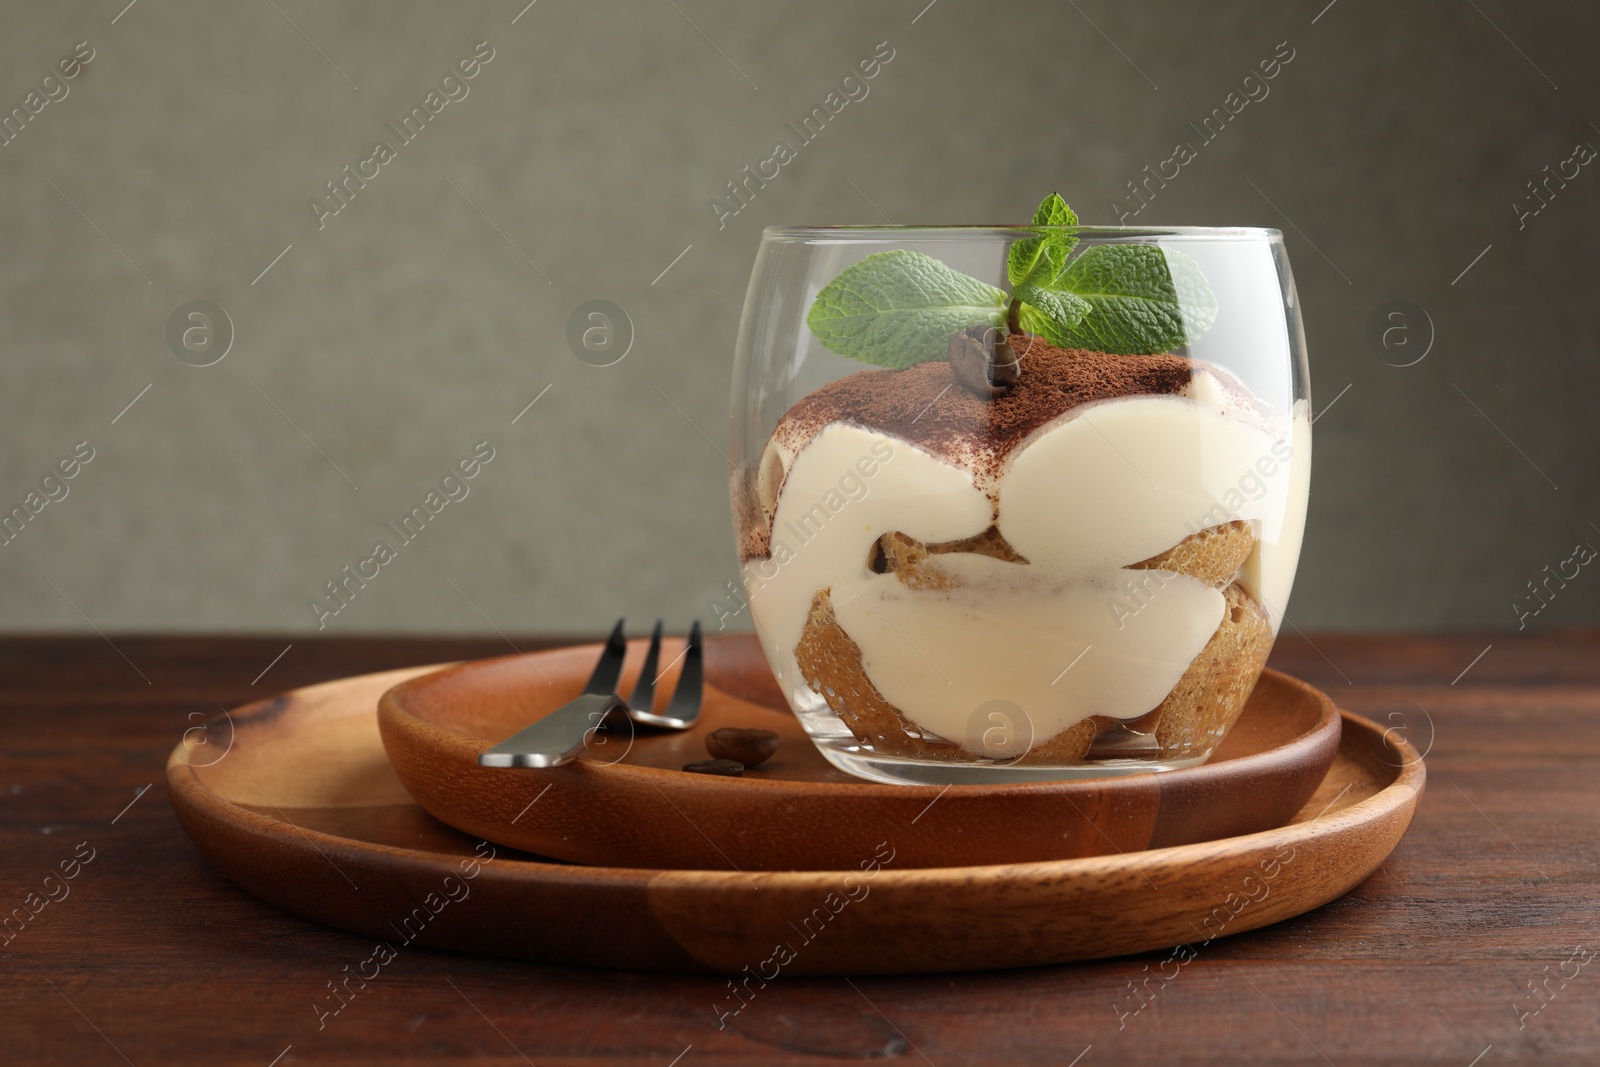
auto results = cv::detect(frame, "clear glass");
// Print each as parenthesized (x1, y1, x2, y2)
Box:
(729, 226, 1311, 785)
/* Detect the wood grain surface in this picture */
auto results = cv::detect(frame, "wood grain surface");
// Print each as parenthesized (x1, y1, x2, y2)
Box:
(2, 632, 1597, 1065)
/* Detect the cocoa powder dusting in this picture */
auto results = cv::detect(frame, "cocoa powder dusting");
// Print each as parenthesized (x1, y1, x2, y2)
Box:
(782, 336, 1196, 484)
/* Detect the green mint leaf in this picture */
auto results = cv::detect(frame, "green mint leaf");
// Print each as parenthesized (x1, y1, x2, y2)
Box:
(806, 249, 1007, 368)
(1012, 281, 1091, 343)
(1038, 245, 1217, 354)
(1017, 302, 1076, 347)
(1031, 192, 1077, 228)
(1006, 192, 1079, 288)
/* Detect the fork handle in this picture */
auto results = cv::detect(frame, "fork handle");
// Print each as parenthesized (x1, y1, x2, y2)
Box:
(477, 693, 625, 768)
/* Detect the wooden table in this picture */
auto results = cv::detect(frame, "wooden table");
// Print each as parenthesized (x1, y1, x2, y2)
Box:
(1, 633, 1596, 1065)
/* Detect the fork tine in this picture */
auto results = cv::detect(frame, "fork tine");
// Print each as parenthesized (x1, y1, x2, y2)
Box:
(628, 619, 664, 715)
(661, 620, 704, 725)
(584, 618, 628, 695)
(624, 621, 703, 730)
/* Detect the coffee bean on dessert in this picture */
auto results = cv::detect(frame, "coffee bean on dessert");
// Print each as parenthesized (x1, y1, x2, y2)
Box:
(683, 758, 744, 776)
(705, 727, 780, 767)
(948, 325, 1019, 398)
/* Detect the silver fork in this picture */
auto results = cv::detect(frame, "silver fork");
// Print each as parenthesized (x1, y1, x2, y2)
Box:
(625, 618, 704, 729)
(477, 618, 703, 768)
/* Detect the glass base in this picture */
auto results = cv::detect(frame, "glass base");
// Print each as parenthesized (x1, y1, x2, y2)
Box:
(813, 737, 1210, 785)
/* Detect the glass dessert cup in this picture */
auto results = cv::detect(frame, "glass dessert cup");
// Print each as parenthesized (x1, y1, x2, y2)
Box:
(730, 225, 1311, 785)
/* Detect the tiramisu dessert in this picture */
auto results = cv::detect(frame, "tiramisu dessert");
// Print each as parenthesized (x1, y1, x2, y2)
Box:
(734, 195, 1310, 772)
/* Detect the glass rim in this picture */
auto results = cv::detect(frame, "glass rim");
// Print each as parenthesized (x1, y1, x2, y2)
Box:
(761, 224, 1283, 240)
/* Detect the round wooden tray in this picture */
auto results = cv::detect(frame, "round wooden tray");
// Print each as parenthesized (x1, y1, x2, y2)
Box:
(167, 654, 1424, 976)
(377, 637, 1342, 870)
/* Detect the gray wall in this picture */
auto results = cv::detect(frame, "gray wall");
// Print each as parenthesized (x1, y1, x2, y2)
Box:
(1, 0, 1595, 634)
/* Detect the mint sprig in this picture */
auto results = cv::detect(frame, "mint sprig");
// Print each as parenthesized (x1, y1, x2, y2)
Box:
(805, 193, 1217, 368)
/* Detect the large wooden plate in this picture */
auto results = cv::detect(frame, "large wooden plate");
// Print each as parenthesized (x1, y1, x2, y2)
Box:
(167, 644, 1424, 976)
(377, 638, 1341, 870)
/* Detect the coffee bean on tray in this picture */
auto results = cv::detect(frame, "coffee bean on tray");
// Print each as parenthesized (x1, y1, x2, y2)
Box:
(705, 727, 780, 768)
(683, 758, 744, 777)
